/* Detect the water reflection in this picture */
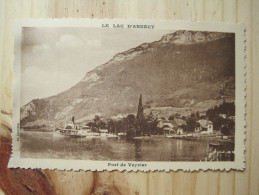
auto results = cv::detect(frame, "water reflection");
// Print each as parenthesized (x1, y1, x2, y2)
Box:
(21, 131, 210, 161)
(176, 139, 183, 154)
(134, 140, 141, 161)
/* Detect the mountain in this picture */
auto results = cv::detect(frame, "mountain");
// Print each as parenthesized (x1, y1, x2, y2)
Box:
(21, 30, 235, 127)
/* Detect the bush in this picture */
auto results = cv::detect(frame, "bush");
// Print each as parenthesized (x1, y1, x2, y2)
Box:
(221, 125, 230, 135)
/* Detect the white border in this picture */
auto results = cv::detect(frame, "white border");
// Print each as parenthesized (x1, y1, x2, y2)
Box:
(9, 19, 246, 171)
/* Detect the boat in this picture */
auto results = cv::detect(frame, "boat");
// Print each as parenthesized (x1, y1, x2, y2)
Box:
(205, 142, 234, 161)
(54, 124, 88, 138)
(133, 136, 151, 140)
(81, 126, 116, 138)
(117, 132, 126, 137)
(54, 113, 118, 139)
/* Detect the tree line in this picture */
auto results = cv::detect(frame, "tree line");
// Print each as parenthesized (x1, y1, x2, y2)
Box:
(85, 99, 235, 138)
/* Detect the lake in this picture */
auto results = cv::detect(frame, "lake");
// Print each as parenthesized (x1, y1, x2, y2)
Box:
(20, 130, 210, 161)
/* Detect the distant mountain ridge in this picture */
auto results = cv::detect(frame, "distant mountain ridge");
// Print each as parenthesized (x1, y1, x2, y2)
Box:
(21, 30, 235, 126)
(94, 30, 233, 72)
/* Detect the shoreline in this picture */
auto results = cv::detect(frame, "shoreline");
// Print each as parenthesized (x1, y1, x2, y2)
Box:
(21, 129, 234, 144)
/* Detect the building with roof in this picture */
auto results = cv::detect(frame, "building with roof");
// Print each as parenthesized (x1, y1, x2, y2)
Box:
(195, 119, 213, 133)
(157, 118, 187, 135)
(174, 118, 186, 135)
(157, 120, 175, 135)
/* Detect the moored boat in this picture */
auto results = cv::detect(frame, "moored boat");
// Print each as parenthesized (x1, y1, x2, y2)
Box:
(54, 115, 118, 139)
(205, 142, 234, 161)
(54, 124, 88, 138)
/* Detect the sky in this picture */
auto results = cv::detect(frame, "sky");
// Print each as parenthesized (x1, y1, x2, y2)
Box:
(21, 27, 173, 106)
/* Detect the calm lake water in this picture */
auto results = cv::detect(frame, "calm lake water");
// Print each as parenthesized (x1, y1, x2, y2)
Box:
(20, 130, 210, 161)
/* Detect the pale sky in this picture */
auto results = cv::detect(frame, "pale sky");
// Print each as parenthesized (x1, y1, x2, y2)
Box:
(21, 27, 173, 106)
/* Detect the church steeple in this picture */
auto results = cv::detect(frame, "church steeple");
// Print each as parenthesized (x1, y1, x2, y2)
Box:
(137, 93, 144, 122)
(138, 94, 142, 107)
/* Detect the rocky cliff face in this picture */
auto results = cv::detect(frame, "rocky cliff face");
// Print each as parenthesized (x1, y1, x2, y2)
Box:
(21, 31, 235, 126)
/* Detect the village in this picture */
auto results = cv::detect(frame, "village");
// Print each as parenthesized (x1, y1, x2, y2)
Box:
(85, 94, 235, 142)
(80, 94, 235, 161)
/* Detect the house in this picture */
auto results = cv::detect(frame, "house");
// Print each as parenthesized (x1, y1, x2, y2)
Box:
(174, 118, 186, 135)
(195, 119, 213, 133)
(174, 118, 186, 126)
(157, 118, 187, 135)
(177, 127, 184, 135)
(157, 120, 175, 135)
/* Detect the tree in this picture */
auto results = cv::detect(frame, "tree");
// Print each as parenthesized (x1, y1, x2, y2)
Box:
(221, 124, 230, 135)
(181, 116, 187, 121)
(99, 121, 107, 129)
(186, 117, 196, 132)
(168, 114, 174, 121)
(136, 94, 145, 136)
(206, 102, 235, 120)
(147, 118, 160, 135)
(212, 116, 225, 130)
(125, 114, 137, 139)
(147, 111, 154, 121)
(174, 113, 180, 119)
(107, 119, 115, 133)
(195, 111, 200, 118)
(87, 121, 95, 128)
(94, 115, 101, 129)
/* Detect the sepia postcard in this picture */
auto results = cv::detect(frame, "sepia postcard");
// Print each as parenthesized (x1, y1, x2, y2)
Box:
(9, 19, 246, 171)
